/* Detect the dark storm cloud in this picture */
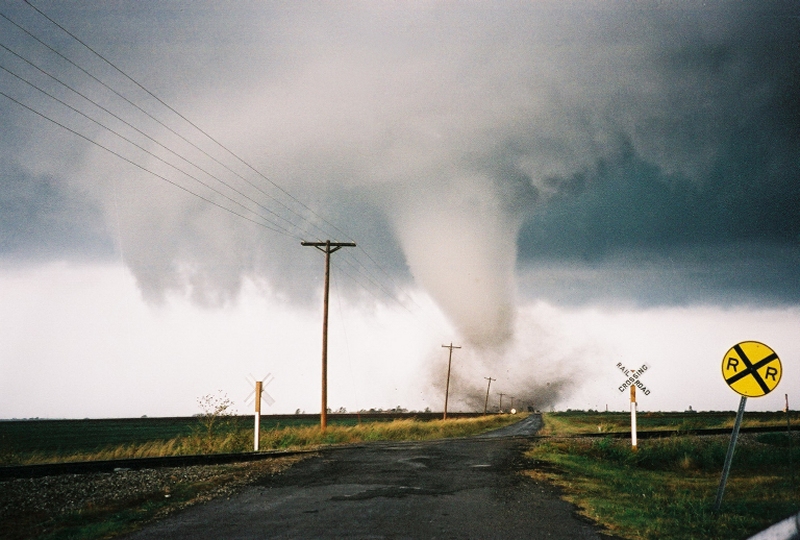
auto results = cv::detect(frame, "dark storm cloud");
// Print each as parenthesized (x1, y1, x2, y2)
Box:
(0, 161, 112, 262)
(516, 2, 800, 306)
(1, 1, 798, 338)
(518, 144, 800, 266)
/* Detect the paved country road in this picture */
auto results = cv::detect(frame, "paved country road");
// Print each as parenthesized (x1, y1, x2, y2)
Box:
(123, 415, 616, 539)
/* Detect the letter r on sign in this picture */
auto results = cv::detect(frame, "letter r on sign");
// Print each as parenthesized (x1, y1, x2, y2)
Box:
(765, 367, 778, 381)
(726, 357, 740, 372)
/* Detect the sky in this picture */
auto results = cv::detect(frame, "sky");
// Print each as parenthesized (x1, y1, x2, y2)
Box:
(1, 1, 798, 419)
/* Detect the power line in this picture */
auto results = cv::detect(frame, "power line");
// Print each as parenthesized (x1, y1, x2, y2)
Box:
(6, 2, 421, 314)
(0, 40, 310, 237)
(1, 3, 424, 319)
(16, 0, 419, 307)
(0, 6, 321, 240)
(0, 60, 303, 239)
(0, 88, 288, 237)
(20, 0, 346, 242)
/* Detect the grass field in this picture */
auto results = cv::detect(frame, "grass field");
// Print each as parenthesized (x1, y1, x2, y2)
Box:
(0, 415, 351, 456)
(0, 413, 516, 466)
(528, 412, 799, 539)
(538, 410, 799, 436)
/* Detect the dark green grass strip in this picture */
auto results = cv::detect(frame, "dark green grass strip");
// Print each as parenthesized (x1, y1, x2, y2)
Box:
(527, 435, 800, 540)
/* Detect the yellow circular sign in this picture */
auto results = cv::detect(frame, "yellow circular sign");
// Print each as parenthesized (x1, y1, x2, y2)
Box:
(721, 341, 782, 397)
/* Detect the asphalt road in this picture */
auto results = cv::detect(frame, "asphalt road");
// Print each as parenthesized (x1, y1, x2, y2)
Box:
(123, 415, 613, 539)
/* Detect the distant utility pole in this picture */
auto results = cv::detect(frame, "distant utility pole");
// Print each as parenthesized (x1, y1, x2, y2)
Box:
(498, 392, 506, 412)
(442, 342, 461, 420)
(302, 240, 356, 431)
(510, 396, 515, 411)
(483, 377, 496, 414)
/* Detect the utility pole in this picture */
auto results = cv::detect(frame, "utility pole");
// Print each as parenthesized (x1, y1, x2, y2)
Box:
(498, 392, 505, 412)
(483, 377, 495, 414)
(510, 396, 515, 412)
(442, 342, 461, 420)
(302, 240, 356, 430)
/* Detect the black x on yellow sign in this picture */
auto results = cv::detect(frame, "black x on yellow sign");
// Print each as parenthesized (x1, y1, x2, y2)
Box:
(722, 341, 782, 398)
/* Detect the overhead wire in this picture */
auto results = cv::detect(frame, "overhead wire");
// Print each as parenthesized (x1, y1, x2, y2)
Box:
(14, 2, 333, 242)
(18, 0, 417, 304)
(0, 60, 305, 239)
(26, 0, 428, 318)
(0, 6, 320, 241)
(1, 2, 429, 322)
(0, 43, 304, 239)
(0, 89, 289, 236)
(22, 0, 354, 243)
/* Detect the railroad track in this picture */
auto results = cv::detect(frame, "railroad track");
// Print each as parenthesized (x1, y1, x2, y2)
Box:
(1, 424, 791, 479)
(0, 447, 316, 479)
(562, 424, 794, 439)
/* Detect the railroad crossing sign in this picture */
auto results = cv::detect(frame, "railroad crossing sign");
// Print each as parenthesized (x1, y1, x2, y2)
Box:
(616, 362, 651, 395)
(721, 341, 781, 398)
(246, 373, 275, 452)
(246, 373, 276, 407)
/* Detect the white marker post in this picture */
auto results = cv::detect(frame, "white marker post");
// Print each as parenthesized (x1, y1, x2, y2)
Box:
(630, 385, 637, 450)
(254, 380, 262, 452)
(615, 362, 650, 450)
(246, 373, 276, 452)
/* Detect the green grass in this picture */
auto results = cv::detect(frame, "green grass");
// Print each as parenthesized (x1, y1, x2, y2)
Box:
(0, 416, 337, 458)
(258, 415, 522, 448)
(527, 413, 800, 539)
(539, 410, 799, 436)
(0, 414, 522, 466)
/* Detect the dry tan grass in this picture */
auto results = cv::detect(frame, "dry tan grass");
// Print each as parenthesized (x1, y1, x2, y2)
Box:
(13, 414, 523, 465)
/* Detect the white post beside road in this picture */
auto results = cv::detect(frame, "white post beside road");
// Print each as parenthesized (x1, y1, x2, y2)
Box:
(254, 381, 262, 452)
(630, 385, 637, 449)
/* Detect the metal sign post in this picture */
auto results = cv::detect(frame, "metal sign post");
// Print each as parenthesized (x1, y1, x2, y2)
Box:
(787, 394, 795, 487)
(714, 395, 747, 512)
(630, 386, 637, 450)
(714, 341, 782, 512)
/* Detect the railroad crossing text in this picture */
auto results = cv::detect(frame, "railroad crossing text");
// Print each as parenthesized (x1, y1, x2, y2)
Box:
(617, 363, 650, 395)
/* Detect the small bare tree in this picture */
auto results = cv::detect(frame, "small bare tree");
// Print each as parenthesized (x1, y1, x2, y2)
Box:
(191, 390, 238, 453)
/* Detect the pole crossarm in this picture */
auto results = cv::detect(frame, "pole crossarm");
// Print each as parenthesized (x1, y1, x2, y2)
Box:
(302, 240, 356, 431)
(301, 241, 357, 254)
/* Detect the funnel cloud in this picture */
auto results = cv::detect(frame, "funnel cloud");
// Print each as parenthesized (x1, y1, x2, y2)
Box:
(1, 2, 798, 413)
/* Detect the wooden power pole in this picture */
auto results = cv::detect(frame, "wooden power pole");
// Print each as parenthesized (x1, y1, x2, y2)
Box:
(442, 342, 461, 420)
(483, 377, 496, 414)
(302, 240, 356, 430)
